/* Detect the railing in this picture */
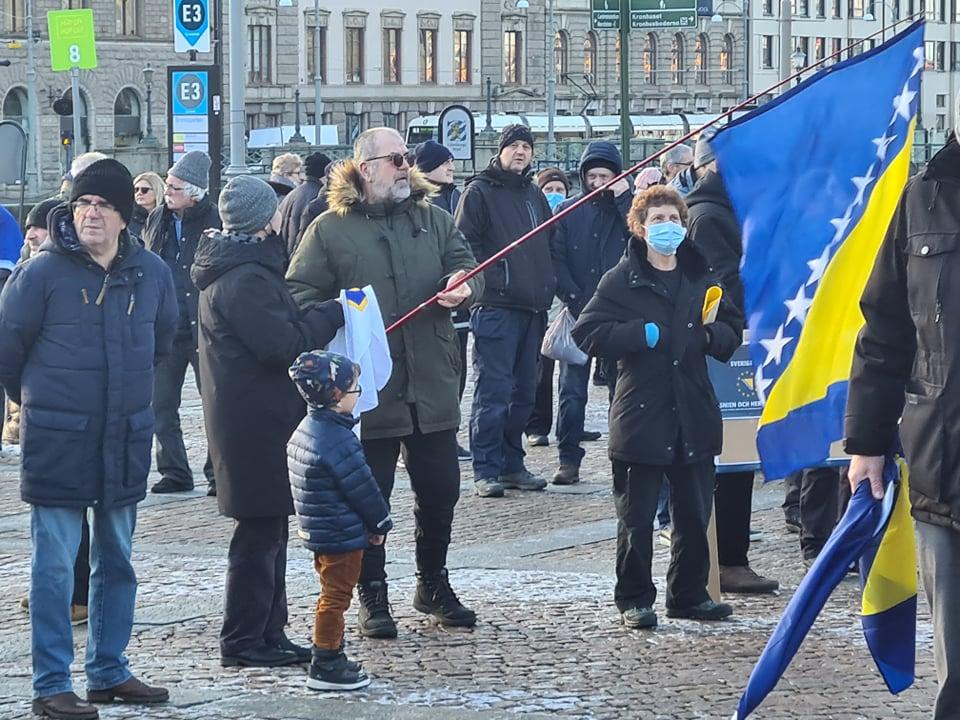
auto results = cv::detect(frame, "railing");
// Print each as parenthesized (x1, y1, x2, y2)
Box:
(219, 145, 355, 176)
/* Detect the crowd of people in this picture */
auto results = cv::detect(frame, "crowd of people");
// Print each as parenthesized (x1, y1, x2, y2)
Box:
(0, 111, 956, 720)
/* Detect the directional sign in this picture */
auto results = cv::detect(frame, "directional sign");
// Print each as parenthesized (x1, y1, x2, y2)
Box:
(591, 0, 621, 29)
(174, 0, 211, 53)
(168, 66, 221, 194)
(47, 9, 97, 71)
(631, 0, 697, 29)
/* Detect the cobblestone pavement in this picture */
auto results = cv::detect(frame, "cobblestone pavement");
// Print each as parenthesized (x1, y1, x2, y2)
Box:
(0, 364, 938, 720)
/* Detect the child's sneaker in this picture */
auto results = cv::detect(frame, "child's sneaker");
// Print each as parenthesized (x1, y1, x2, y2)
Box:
(307, 648, 370, 691)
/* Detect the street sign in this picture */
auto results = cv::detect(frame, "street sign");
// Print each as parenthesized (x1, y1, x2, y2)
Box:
(167, 66, 222, 193)
(590, 0, 621, 30)
(437, 104, 475, 162)
(174, 0, 211, 53)
(631, 0, 697, 29)
(47, 9, 97, 71)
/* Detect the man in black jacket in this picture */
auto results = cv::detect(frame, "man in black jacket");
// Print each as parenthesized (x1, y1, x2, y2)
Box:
(278, 152, 330, 261)
(551, 141, 631, 485)
(846, 124, 960, 720)
(142, 151, 221, 496)
(684, 138, 778, 595)
(455, 124, 557, 498)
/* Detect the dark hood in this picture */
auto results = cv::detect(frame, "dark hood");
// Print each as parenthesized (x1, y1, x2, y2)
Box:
(466, 158, 534, 190)
(923, 134, 960, 183)
(684, 170, 733, 212)
(578, 142, 623, 187)
(191, 230, 287, 291)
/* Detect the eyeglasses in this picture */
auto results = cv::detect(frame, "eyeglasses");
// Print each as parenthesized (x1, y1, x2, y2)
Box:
(344, 386, 362, 396)
(364, 152, 414, 169)
(134, 186, 153, 194)
(70, 199, 118, 215)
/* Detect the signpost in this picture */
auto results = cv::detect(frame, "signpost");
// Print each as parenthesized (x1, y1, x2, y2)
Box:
(437, 104, 475, 169)
(174, 0, 211, 53)
(590, 0, 621, 29)
(630, 0, 697, 29)
(167, 65, 222, 192)
(48, 9, 97, 161)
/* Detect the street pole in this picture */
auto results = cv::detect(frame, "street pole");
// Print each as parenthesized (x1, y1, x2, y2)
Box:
(70, 67, 82, 155)
(546, 0, 556, 161)
(778, 0, 792, 95)
(619, 0, 631, 165)
(313, 0, 323, 134)
(25, 0, 40, 193)
(484, 77, 494, 134)
(743, 0, 751, 102)
(226, 0, 248, 176)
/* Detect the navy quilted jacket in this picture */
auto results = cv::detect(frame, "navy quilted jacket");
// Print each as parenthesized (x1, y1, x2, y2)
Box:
(287, 408, 393, 554)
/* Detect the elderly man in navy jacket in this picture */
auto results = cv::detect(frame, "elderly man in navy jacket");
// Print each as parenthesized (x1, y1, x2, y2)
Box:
(0, 160, 177, 719)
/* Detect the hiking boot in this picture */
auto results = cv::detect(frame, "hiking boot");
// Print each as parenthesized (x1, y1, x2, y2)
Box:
(582, 430, 602, 442)
(413, 568, 477, 627)
(307, 648, 370, 691)
(150, 477, 193, 494)
(719, 565, 779, 594)
(666, 600, 733, 621)
(357, 581, 397, 639)
(32, 692, 99, 719)
(87, 676, 169, 704)
(621, 606, 658, 629)
(526, 434, 549, 447)
(499, 469, 547, 491)
(552, 464, 580, 485)
(474, 478, 504, 498)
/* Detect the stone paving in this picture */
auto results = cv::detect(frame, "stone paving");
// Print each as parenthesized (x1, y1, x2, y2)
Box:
(0, 365, 939, 719)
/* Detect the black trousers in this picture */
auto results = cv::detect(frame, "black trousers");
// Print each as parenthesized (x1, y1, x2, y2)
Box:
(783, 471, 801, 518)
(72, 514, 90, 607)
(612, 459, 715, 611)
(798, 466, 851, 560)
(360, 412, 461, 584)
(220, 516, 289, 655)
(526, 354, 555, 436)
(457, 330, 469, 402)
(715, 470, 754, 567)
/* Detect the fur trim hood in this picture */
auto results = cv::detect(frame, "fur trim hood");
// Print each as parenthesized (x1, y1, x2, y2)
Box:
(326, 159, 436, 216)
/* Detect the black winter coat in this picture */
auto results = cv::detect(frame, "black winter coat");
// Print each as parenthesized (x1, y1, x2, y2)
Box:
(553, 142, 631, 316)
(294, 189, 329, 260)
(192, 231, 344, 519)
(429, 183, 461, 216)
(572, 237, 743, 466)
(0, 206, 178, 508)
(127, 205, 149, 244)
(455, 159, 556, 312)
(279, 176, 323, 259)
(846, 137, 960, 532)
(685, 170, 745, 313)
(143, 197, 221, 346)
(288, 408, 393, 554)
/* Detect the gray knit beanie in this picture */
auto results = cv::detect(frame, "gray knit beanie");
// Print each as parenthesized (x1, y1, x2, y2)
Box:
(169, 150, 211, 190)
(218, 175, 278, 235)
(693, 127, 717, 170)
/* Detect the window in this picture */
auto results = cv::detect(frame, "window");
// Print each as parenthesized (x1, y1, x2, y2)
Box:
(67, 0, 89, 7)
(345, 27, 364, 84)
(671, 33, 684, 84)
(584, 31, 597, 81)
(346, 113, 362, 143)
(952, 42, 960, 71)
(246, 113, 260, 130)
(116, 0, 137, 35)
(555, 31, 568, 83)
(848, 0, 864, 16)
(2, 87, 26, 123)
(306, 25, 327, 83)
(832, 0, 842, 16)
(248, 25, 272, 84)
(113, 88, 141, 145)
(937, 93, 947, 107)
(454, 30, 472, 84)
(955, 0, 960, 20)
(815, 36, 825, 62)
(383, 28, 401, 84)
(382, 112, 401, 130)
(504, 30, 522, 84)
(832, 37, 842, 62)
(720, 34, 734, 84)
(763, 0, 773, 13)
(694, 34, 708, 84)
(643, 33, 657, 84)
(936, 114, 946, 130)
(761, 35, 774, 69)
(937, 0, 946, 20)
(6, 0, 24, 31)
(420, 28, 438, 84)
(935, 40, 945, 70)
(615, 34, 621, 77)
(793, 0, 810, 15)
(265, 113, 281, 127)
(797, 36, 810, 68)
(817, 0, 826, 15)
(925, 40, 936, 69)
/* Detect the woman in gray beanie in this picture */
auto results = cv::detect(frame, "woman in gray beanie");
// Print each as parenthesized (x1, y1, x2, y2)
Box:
(191, 175, 346, 667)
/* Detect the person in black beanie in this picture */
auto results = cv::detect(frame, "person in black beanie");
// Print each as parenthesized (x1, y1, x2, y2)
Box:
(455, 123, 557, 498)
(0, 158, 177, 717)
(279, 151, 332, 261)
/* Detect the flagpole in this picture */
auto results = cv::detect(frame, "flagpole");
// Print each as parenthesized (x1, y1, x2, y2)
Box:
(386, 14, 926, 335)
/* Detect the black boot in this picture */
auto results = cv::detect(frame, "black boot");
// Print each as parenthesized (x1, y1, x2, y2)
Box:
(413, 569, 477, 627)
(307, 647, 370, 691)
(357, 581, 397, 639)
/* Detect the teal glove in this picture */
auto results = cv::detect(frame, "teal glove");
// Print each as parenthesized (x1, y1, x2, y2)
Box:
(644, 322, 660, 349)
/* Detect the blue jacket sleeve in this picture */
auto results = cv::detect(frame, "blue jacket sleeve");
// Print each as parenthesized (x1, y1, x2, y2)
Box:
(326, 434, 394, 535)
(154, 261, 178, 363)
(0, 263, 45, 404)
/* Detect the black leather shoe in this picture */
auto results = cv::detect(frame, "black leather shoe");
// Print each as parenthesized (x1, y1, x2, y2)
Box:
(206, 483, 217, 497)
(32, 692, 99, 719)
(221, 644, 301, 667)
(666, 600, 733, 621)
(267, 635, 311, 663)
(150, 477, 193, 494)
(87, 676, 168, 705)
(582, 430, 602, 441)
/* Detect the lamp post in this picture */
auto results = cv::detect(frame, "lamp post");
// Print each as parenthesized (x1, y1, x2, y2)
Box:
(791, 47, 807, 86)
(141, 65, 159, 146)
(545, 0, 556, 161)
(313, 0, 323, 129)
(290, 88, 306, 143)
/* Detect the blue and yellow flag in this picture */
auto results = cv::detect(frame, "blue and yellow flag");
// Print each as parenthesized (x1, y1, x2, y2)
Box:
(710, 22, 925, 481)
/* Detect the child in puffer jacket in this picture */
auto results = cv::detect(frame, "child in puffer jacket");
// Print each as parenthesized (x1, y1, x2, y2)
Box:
(287, 350, 393, 692)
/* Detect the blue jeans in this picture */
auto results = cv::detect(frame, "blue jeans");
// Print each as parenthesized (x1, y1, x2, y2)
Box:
(470, 307, 546, 480)
(556, 359, 591, 467)
(30, 504, 137, 699)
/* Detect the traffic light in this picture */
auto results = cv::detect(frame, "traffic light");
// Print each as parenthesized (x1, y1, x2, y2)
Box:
(52, 90, 73, 116)
(60, 130, 73, 147)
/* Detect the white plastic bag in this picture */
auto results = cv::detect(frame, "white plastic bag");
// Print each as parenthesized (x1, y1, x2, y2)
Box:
(541, 306, 589, 365)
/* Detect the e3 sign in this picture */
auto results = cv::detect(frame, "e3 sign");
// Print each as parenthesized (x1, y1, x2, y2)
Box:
(174, 0, 210, 53)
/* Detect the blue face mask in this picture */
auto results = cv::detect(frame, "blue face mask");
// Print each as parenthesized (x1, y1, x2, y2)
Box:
(645, 221, 686, 256)
(544, 192, 566, 211)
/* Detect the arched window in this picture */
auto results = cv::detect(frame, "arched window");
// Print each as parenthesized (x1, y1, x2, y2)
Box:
(720, 33, 735, 85)
(643, 33, 657, 84)
(583, 31, 597, 82)
(614, 34, 620, 78)
(2, 87, 27, 124)
(671, 33, 685, 84)
(555, 31, 569, 84)
(694, 33, 709, 84)
(114, 87, 142, 146)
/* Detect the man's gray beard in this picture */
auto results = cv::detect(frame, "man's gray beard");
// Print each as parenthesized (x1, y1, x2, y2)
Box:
(388, 182, 411, 202)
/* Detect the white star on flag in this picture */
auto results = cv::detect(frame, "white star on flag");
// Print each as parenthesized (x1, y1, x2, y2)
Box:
(911, 47, 925, 76)
(760, 325, 793, 367)
(893, 86, 917, 121)
(873, 133, 896, 162)
(852, 166, 876, 207)
(784, 285, 814, 326)
(829, 211, 853, 243)
(806, 246, 831, 287)
(755, 367, 773, 404)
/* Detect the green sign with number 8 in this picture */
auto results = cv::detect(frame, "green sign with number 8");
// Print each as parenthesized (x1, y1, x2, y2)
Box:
(48, 9, 98, 71)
